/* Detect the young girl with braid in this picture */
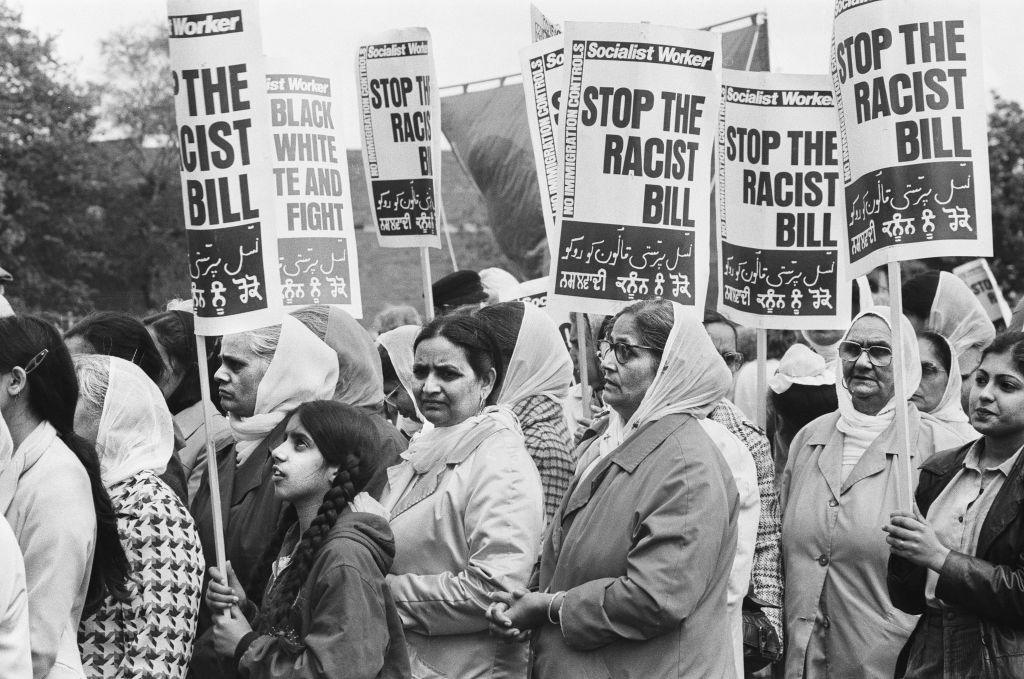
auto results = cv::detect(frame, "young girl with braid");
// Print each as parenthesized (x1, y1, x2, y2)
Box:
(205, 400, 410, 679)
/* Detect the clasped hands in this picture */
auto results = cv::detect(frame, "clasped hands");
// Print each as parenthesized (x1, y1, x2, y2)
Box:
(485, 588, 557, 642)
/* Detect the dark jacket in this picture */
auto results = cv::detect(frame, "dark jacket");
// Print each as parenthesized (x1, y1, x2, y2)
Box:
(888, 441, 1024, 676)
(191, 412, 406, 602)
(235, 511, 410, 679)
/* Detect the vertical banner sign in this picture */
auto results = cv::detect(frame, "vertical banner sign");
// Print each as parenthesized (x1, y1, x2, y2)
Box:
(168, 0, 283, 335)
(717, 70, 850, 329)
(266, 59, 363, 318)
(953, 258, 1011, 329)
(831, 0, 991, 278)
(531, 4, 561, 42)
(549, 22, 722, 316)
(356, 28, 443, 249)
(520, 35, 564, 258)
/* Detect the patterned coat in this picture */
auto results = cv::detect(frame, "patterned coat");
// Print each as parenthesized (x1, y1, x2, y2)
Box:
(512, 394, 576, 522)
(79, 471, 204, 679)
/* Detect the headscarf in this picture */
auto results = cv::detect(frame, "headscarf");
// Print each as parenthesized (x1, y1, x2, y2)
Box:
(800, 330, 841, 371)
(918, 334, 979, 446)
(928, 271, 995, 375)
(95, 356, 174, 488)
(323, 306, 384, 408)
(382, 406, 520, 514)
(599, 302, 732, 457)
(479, 268, 520, 303)
(497, 303, 574, 405)
(377, 324, 431, 436)
(835, 307, 921, 456)
(769, 343, 835, 394)
(228, 315, 338, 460)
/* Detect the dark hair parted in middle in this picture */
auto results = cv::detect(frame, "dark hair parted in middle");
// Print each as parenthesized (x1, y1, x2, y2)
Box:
(249, 401, 380, 625)
(611, 298, 674, 356)
(919, 331, 953, 375)
(414, 314, 504, 405)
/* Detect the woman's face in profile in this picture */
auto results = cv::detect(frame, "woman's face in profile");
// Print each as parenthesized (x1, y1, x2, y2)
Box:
(599, 314, 660, 419)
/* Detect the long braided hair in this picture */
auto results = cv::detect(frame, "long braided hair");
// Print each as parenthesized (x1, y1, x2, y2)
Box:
(249, 400, 378, 633)
(0, 316, 129, 612)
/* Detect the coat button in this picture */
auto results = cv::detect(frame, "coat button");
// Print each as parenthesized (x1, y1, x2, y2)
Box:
(828, 498, 839, 507)
(818, 554, 829, 566)
(821, 615, 831, 629)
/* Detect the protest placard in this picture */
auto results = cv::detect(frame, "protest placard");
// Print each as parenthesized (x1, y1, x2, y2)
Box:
(521, 35, 564, 258)
(549, 22, 722, 316)
(356, 28, 443, 249)
(831, 0, 991, 278)
(168, 0, 283, 336)
(531, 4, 561, 42)
(266, 59, 363, 318)
(717, 70, 849, 329)
(953, 258, 1011, 330)
(499, 276, 572, 349)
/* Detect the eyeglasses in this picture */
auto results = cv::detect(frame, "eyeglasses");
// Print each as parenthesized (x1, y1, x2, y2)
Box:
(383, 385, 403, 408)
(596, 339, 661, 365)
(720, 351, 744, 370)
(838, 340, 893, 367)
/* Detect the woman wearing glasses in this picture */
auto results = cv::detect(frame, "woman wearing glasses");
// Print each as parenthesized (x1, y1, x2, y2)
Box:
(913, 331, 980, 448)
(487, 299, 740, 679)
(781, 308, 970, 678)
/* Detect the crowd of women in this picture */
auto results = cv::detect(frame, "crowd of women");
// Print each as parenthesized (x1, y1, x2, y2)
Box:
(0, 266, 1023, 678)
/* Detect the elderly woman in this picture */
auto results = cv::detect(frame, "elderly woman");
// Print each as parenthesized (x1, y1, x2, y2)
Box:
(781, 308, 970, 678)
(381, 314, 543, 678)
(190, 314, 338, 598)
(475, 302, 576, 522)
(886, 331, 1024, 677)
(73, 356, 203, 679)
(488, 299, 740, 679)
(914, 331, 980, 448)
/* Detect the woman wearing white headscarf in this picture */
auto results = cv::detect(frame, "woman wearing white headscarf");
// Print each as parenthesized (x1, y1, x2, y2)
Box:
(475, 302, 576, 522)
(781, 308, 966, 678)
(904, 271, 996, 407)
(377, 324, 431, 439)
(488, 299, 740, 679)
(914, 331, 980, 447)
(72, 356, 203, 679)
(190, 314, 338, 599)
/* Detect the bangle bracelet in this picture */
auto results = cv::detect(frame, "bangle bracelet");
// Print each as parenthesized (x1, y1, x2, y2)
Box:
(547, 592, 565, 625)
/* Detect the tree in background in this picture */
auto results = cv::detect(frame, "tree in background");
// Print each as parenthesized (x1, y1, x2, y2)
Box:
(988, 93, 1024, 303)
(89, 22, 187, 310)
(0, 2, 103, 312)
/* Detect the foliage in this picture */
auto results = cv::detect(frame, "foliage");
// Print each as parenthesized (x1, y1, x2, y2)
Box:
(0, 2, 103, 312)
(987, 93, 1024, 302)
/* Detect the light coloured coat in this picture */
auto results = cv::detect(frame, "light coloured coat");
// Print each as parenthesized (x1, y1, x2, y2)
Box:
(781, 410, 931, 678)
(3, 424, 96, 679)
(384, 414, 543, 678)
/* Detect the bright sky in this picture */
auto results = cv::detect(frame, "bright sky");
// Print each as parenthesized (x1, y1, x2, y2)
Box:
(16, 0, 1024, 146)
